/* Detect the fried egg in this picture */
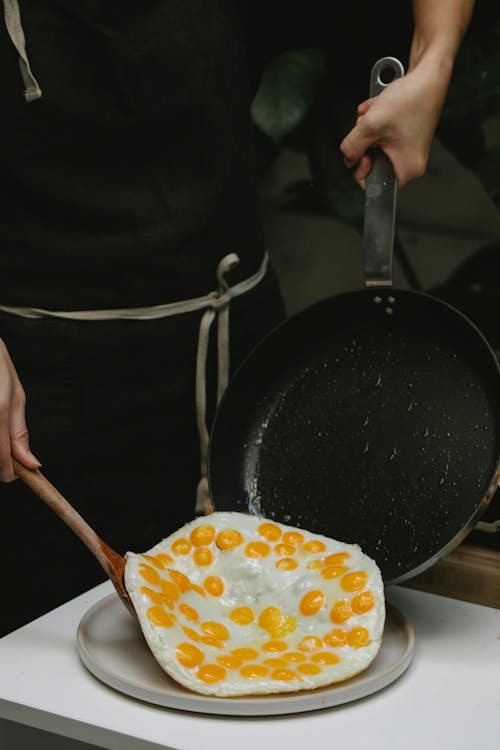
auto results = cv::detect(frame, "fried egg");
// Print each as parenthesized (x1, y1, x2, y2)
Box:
(124, 512, 385, 697)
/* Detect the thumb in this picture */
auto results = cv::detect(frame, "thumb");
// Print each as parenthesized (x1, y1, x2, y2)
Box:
(357, 97, 375, 116)
(340, 117, 377, 169)
(10, 398, 41, 469)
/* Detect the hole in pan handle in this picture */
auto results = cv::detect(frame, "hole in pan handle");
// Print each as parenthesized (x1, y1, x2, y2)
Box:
(364, 57, 405, 288)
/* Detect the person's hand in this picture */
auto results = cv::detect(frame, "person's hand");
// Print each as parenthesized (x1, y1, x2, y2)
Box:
(340, 60, 448, 189)
(0, 338, 40, 481)
(340, 0, 475, 189)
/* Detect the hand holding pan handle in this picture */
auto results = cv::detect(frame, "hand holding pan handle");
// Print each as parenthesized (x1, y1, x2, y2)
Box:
(364, 57, 405, 288)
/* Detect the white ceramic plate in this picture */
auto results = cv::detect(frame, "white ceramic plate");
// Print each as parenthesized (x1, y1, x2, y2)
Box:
(77, 594, 414, 716)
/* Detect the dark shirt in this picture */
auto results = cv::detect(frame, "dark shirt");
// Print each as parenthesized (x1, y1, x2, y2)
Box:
(0, 0, 264, 308)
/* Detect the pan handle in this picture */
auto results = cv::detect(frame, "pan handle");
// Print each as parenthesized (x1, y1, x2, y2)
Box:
(364, 57, 405, 288)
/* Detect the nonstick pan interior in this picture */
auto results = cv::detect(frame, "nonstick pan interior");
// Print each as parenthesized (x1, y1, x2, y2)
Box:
(209, 289, 500, 583)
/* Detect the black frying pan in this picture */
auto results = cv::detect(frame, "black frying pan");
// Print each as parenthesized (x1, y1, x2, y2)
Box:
(208, 58, 500, 584)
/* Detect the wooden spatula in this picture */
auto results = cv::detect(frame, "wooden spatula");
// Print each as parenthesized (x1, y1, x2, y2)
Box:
(13, 458, 135, 616)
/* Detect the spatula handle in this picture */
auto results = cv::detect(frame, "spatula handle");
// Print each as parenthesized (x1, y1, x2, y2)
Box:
(13, 458, 122, 577)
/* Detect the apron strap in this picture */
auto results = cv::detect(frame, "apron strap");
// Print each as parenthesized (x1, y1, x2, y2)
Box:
(3, 0, 42, 101)
(194, 253, 268, 515)
(0, 250, 269, 517)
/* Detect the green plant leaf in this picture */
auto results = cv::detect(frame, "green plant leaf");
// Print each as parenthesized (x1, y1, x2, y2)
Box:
(251, 48, 327, 144)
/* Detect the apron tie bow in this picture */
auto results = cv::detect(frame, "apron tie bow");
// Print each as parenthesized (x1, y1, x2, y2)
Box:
(0, 251, 269, 516)
(195, 253, 242, 516)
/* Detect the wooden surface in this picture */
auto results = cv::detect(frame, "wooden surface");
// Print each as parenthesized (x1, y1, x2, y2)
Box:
(402, 543, 500, 609)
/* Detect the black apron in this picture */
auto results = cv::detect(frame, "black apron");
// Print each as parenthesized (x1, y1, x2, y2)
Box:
(0, 0, 285, 636)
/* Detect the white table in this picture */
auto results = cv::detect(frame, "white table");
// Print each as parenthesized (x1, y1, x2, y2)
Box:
(1, 582, 499, 750)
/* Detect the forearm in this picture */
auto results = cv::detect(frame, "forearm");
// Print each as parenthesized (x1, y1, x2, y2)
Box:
(340, 0, 476, 187)
(409, 0, 475, 73)
(404, 0, 476, 143)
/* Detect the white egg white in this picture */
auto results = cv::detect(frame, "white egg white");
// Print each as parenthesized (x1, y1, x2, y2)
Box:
(124, 512, 385, 697)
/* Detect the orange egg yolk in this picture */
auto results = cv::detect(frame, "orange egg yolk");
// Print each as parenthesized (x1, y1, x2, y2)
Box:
(182, 626, 200, 641)
(263, 657, 289, 668)
(168, 569, 191, 592)
(302, 540, 326, 554)
(190, 583, 206, 597)
(261, 641, 288, 653)
(196, 665, 226, 683)
(311, 651, 340, 666)
(193, 547, 213, 566)
(146, 606, 175, 628)
(217, 655, 242, 669)
(240, 664, 269, 679)
(179, 604, 199, 622)
(275, 557, 299, 571)
(341, 571, 368, 592)
(175, 642, 204, 668)
(139, 587, 172, 606)
(160, 580, 180, 601)
(283, 531, 304, 545)
(283, 652, 307, 663)
(299, 590, 325, 616)
(323, 629, 348, 647)
(155, 553, 174, 567)
(347, 627, 371, 648)
(298, 663, 321, 676)
(231, 648, 259, 661)
(271, 668, 297, 681)
(330, 599, 353, 624)
(171, 538, 192, 555)
(321, 565, 349, 580)
(200, 636, 224, 649)
(307, 560, 323, 570)
(258, 522, 282, 541)
(190, 524, 215, 547)
(203, 576, 224, 597)
(138, 564, 160, 586)
(245, 541, 270, 558)
(275, 543, 297, 556)
(258, 608, 296, 638)
(216, 529, 243, 550)
(324, 552, 350, 566)
(352, 590, 376, 614)
(298, 636, 323, 652)
(230, 607, 255, 625)
(258, 607, 281, 630)
(201, 621, 229, 640)
(141, 554, 165, 569)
